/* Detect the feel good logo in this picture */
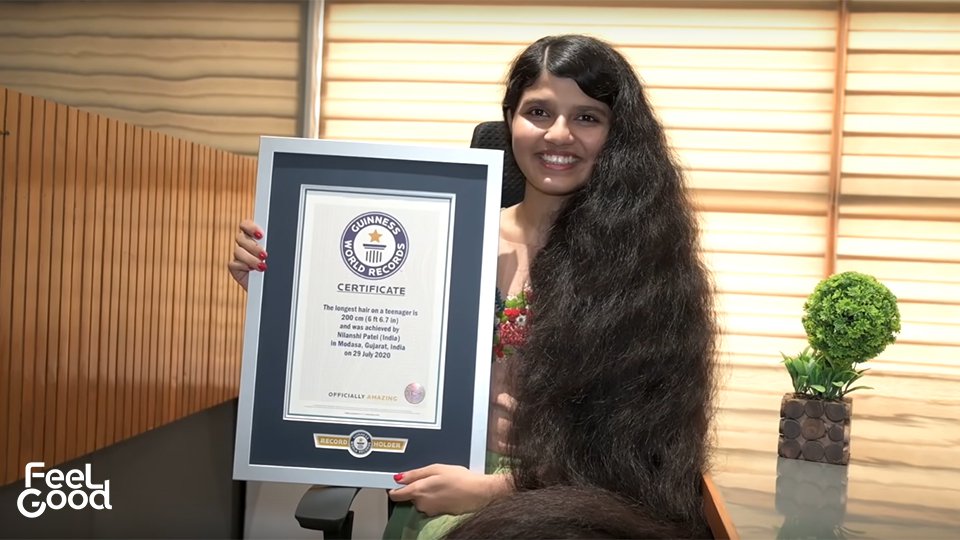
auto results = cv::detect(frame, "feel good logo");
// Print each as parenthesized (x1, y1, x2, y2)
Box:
(340, 212, 409, 280)
(17, 462, 112, 518)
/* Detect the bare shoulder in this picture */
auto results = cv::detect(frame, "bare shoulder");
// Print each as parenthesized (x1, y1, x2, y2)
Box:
(499, 205, 521, 240)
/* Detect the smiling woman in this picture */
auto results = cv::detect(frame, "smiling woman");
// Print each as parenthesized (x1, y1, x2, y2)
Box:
(508, 72, 610, 197)
(492, 34, 717, 539)
(229, 33, 717, 540)
(381, 34, 718, 539)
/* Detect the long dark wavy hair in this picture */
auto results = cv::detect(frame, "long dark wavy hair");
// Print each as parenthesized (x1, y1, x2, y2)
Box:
(500, 35, 718, 535)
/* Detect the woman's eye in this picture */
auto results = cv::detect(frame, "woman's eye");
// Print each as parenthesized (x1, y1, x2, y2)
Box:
(577, 114, 598, 123)
(526, 108, 548, 117)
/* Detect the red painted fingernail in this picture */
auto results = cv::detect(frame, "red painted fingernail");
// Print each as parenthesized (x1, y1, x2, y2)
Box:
(254, 231, 263, 240)
(257, 262, 267, 272)
(259, 251, 268, 260)
(393, 473, 404, 482)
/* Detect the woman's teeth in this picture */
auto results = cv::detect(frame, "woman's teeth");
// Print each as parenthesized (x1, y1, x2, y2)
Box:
(540, 154, 577, 165)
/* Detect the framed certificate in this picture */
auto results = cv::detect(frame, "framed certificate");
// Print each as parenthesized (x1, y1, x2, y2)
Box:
(233, 137, 503, 489)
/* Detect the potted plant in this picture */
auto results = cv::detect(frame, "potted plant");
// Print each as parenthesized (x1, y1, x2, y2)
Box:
(778, 271, 901, 465)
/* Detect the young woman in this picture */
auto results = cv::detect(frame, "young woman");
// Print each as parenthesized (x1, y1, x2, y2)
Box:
(230, 34, 717, 539)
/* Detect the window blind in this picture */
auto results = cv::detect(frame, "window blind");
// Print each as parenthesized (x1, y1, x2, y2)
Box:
(0, 1, 303, 156)
(320, 2, 960, 486)
(321, 0, 837, 406)
(838, 11, 960, 385)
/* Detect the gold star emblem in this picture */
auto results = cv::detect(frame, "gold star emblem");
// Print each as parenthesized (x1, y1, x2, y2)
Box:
(368, 230, 383, 242)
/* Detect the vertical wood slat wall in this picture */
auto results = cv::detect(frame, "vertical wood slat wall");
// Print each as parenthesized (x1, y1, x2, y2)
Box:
(0, 86, 256, 485)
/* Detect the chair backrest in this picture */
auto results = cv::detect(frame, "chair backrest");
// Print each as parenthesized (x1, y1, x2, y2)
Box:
(469, 121, 525, 208)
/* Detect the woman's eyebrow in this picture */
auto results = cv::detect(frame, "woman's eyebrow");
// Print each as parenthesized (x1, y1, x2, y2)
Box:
(518, 98, 551, 108)
(579, 105, 607, 114)
(576, 106, 610, 119)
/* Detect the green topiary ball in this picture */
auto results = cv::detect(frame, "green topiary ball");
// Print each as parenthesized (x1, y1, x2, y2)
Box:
(802, 271, 901, 366)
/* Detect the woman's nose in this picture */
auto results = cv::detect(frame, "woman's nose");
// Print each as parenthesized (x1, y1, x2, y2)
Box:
(544, 117, 574, 144)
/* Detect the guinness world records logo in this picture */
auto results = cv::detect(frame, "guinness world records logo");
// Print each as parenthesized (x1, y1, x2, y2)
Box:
(348, 430, 374, 458)
(340, 212, 409, 280)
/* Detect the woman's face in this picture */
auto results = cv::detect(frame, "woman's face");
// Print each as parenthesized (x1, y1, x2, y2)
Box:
(510, 72, 611, 197)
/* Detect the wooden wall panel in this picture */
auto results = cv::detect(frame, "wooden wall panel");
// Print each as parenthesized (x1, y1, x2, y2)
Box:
(80, 114, 100, 457)
(0, 86, 255, 484)
(58, 106, 73, 460)
(96, 118, 116, 450)
(44, 103, 68, 465)
(172, 138, 187, 421)
(0, 1, 304, 157)
(8, 92, 31, 479)
(0, 90, 10, 477)
(33, 100, 56, 464)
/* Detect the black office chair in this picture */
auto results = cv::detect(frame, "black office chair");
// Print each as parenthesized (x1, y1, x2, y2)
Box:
(293, 121, 523, 539)
(472, 120, 526, 208)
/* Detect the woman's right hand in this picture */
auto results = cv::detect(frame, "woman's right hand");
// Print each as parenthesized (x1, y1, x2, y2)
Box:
(389, 465, 513, 517)
(228, 219, 267, 291)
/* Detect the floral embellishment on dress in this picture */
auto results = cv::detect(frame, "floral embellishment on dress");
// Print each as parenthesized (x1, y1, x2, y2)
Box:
(494, 286, 532, 362)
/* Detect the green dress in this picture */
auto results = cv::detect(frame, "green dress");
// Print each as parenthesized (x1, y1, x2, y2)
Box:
(382, 452, 510, 540)
(383, 288, 527, 540)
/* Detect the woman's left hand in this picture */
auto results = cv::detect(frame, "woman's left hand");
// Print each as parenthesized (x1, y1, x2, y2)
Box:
(388, 465, 509, 517)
